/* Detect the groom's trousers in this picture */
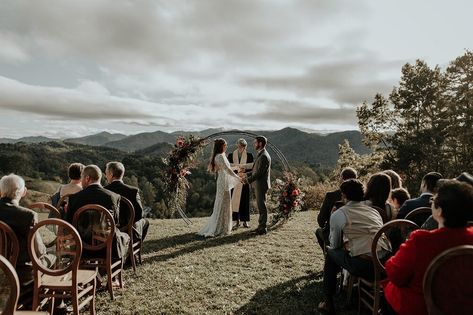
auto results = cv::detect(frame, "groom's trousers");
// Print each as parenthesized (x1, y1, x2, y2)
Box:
(254, 184, 268, 230)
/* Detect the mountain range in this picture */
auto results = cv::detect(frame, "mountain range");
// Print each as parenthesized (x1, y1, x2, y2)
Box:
(0, 128, 370, 167)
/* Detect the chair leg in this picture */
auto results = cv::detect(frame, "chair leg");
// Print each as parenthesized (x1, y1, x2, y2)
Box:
(72, 289, 79, 315)
(131, 244, 136, 273)
(107, 265, 114, 300)
(48, 294, 55, 315)
(119, 257, 124, 289)
(90, 278, 96, 315)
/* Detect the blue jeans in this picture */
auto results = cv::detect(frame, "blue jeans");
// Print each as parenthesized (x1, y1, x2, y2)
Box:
(323, 248, 374, 295)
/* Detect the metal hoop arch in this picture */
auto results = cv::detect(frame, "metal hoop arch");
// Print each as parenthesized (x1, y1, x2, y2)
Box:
(202, 130, 291, 172)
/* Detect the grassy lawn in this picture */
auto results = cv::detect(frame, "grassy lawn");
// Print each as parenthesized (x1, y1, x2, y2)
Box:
(95, 211, 357, 314)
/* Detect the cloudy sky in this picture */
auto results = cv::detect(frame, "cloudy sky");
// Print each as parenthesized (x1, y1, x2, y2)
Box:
(0, 0, 471, 138)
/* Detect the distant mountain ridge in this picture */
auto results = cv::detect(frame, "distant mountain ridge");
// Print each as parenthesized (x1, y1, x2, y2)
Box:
(0, 128, 370, 167)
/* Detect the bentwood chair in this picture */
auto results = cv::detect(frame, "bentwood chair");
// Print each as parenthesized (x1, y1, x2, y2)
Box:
(55, 194, 73, 219)
(27, 203, 61, 221)
(0, 255, 49, 315)
(0, 221, 20, 267)
(72, 204, 123, 300)
(119, 197, 142, 272)
(28, 219, 96, 315)
(358, 219, 419, 315)
(405, 207, 432, 227)
(423, 245, 473, 315)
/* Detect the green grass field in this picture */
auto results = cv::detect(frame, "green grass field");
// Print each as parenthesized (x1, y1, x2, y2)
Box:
(93, 211, 357, 314)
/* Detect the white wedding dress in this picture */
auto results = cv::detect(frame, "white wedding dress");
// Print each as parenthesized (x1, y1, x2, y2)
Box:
(198, 153, 241, 237)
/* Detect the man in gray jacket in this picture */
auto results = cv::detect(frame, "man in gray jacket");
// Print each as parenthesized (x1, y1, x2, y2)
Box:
(244, 136, 271, 235)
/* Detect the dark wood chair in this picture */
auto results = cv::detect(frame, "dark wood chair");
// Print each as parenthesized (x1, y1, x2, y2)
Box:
(358, 219, 419, 315)
(423, 245, 473, 315)
(55, 194, 73, 219)
(0, 220, 20, 267)
(27, 203, 61, 220)
(28, 218, 96, 315)
(72, 204, 123, 300)
(119, 197, 142, 272)
(0, 255, 48, 315)
(405, 207, 432, 227)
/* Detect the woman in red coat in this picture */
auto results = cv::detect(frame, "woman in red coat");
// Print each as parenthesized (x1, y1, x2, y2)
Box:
(383, 180, 473, 315)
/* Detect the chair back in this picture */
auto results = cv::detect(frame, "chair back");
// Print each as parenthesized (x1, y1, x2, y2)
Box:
(56, 193, 73, 218)
(0, 221, 19, 267)
(371, 219, 419, 276)
(27, 202, 61, 220)
(423, 245, 473, 315)
(28, 218, 82, 277)
(119, 197, 135, 234)
(405, 207, 432, 227)
(72, 204, 115, 252)
(0, 255, 20, 315)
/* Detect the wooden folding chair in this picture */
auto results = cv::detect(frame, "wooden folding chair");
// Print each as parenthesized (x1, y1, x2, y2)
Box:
(27, 203, 61, 220)
(28, 219, 96, 315)
(0, 255, 48, 315)
(405, 207, 432, 227)
(0, 220, 20, 267)
(72, 204, 123, 300)
(55, 194, 73, 219)
(358, 219, 419, 315)
(119, 197, 142, 272)
(424, 245, 473, 315)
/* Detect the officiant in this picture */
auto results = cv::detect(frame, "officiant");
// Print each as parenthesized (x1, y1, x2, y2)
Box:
(228, 138, 254, 228)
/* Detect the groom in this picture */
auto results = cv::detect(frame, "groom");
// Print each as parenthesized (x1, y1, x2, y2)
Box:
(243, 136, 271, 235)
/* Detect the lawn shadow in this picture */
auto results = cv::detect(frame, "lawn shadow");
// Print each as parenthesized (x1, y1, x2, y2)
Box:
(142, 229, 259, 263)
(234, 271, 357, 315)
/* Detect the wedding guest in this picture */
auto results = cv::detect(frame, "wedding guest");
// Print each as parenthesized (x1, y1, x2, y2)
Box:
(397, 172, 442, 219)
(105, 161, 149, 242)
(67, 165, 129, 259)
(364, 172, 394, 222)
(0, 174, 55, 280)
(228, 138, 254, 229)
(315, 167, 357, 252)
(390, 188, 410, 219)
(383, 180, 473, 315)
(318, 179, 389, 314)
(51, 163, 84, 215)
(422, 172, 473, 230)
(383, 169, 403, 189)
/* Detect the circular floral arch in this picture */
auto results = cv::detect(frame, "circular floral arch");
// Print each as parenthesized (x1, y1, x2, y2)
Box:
(163, 130, 302, 227)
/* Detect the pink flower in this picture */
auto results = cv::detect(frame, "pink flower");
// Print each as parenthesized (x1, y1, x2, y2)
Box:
(291, 189, 300, 196)
(176, 137, 185, 147)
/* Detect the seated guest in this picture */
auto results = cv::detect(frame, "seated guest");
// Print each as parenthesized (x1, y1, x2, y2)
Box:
(390, 188, 410, 219)
(0, 174, 54, 279)
(383, 180, 473, 315)
(318, 179, 389, 314)
(66, 165, 129, 259)
(422, 172, 473, 230)
(383, 169, 403, 189)
(397, 172, 442, 219)
(315, 167, 357, 252)
(104, 161, 150, 242)
(364, 172, 394, 222)
(51, 162, 84, 216)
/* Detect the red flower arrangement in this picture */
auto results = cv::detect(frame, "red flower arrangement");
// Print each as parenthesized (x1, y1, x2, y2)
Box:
(270, 172, 304, 225)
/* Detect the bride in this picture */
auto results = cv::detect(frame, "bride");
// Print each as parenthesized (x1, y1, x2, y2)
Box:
(198, 138, 242, 237)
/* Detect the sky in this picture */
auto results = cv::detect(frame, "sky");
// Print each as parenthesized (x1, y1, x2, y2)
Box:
(0, 0, 471, 138)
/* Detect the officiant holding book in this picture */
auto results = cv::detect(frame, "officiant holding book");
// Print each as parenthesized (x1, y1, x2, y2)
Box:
(228, 138, 254, 228)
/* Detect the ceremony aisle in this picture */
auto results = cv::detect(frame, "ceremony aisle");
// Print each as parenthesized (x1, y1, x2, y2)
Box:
(95, 211, 356, 314)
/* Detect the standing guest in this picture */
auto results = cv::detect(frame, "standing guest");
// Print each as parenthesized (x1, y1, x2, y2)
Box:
(228, 138, 254, 229)
(318, 179, 389, 314)
(0, 174, 54, 279)
(67, 165, 129, 259)
(104, 161, 150, 242)
(397, 172, 442, 219)
(383, 180, 473, 315)
(364, 172, 394, 222)
(315, 167, 357, 252)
